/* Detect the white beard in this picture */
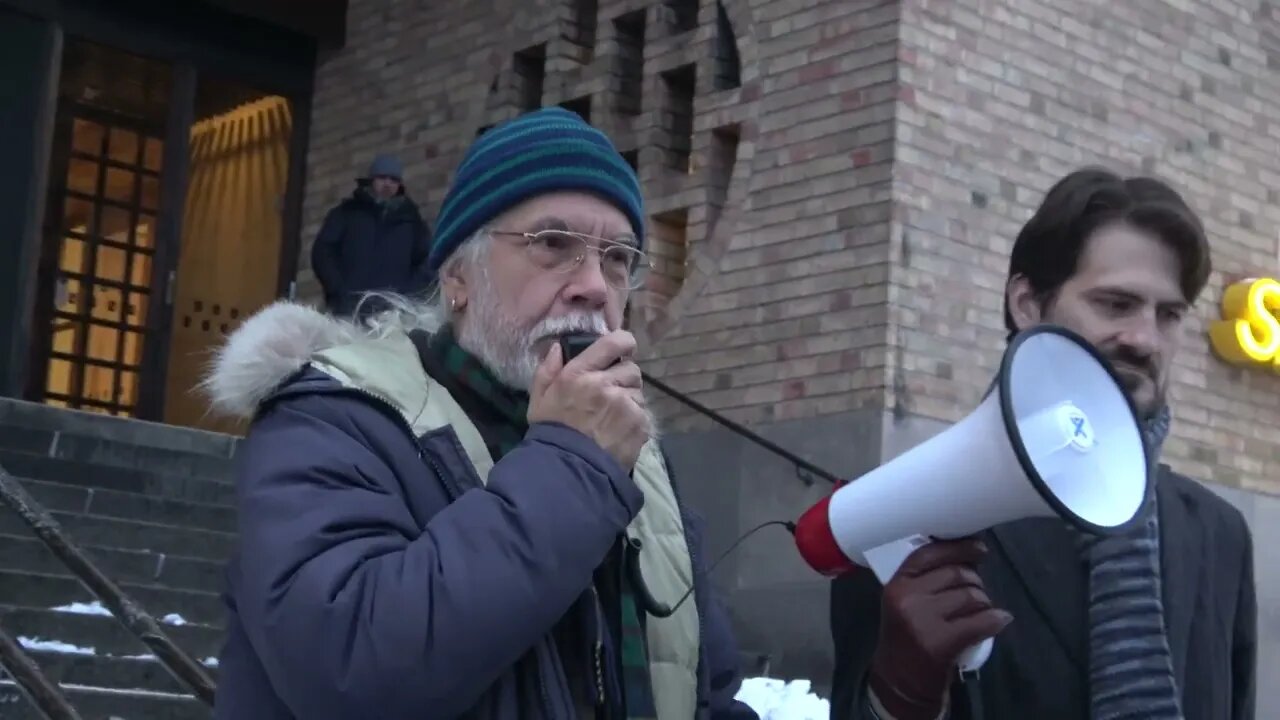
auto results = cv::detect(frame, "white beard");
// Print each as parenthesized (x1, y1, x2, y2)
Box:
(456, 273, 608, 391)
(455, 270, 660, 440)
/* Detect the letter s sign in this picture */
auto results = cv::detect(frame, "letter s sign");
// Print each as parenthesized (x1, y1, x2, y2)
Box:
(1208, 277, 1280, 371)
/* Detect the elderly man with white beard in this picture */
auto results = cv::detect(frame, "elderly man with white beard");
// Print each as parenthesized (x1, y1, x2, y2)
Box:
(202, 107, 759, 720)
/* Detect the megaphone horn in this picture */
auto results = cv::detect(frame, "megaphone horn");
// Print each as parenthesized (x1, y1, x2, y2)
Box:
(794, 323, 1153, 672)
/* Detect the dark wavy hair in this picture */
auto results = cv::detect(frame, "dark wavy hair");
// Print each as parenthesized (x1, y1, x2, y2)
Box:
(1003, 166, 1212, 339)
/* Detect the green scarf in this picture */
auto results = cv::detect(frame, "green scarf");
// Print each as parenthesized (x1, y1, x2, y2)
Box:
(416, 326, 657, 719)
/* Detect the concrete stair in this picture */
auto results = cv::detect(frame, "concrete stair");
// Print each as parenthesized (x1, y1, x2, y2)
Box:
(0, 399, 236, 719)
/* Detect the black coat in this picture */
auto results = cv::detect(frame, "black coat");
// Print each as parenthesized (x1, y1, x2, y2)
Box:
(310, 182, 433, 317)
(829, 465, 1257, 720)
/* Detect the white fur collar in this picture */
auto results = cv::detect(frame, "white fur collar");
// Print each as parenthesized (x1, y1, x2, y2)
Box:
(202, 301, 362, 420)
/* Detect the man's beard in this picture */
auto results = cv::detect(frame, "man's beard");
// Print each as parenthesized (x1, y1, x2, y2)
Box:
(456, 272, 606, 391)
(454, 271, 660, 440)
(1104, 350, 1166, 421)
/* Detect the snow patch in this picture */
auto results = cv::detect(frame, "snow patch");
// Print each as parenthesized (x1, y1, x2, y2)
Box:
(18, 636, 96, 655)
(50, 600, 113, 617)
(735, 677, 830, 720)
(0, 678, 194, 701)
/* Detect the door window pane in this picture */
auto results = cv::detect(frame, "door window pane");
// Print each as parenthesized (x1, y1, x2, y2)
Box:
(130, 253, 152, 289)
(62, 196, 94, 234)
(67, 158, 99, 195)
(71, 119, 105, 156)
(86, 322, 119, 362)
(108, 127, 140, 165)
(95, 244, 128, 283)
(60, 238, 86, 273)
(90, 286, 123, 322)
(143, 138, 163, 171)
(46, 359, 74, 395)
(122, 330, 144, 366)
(104, 167, 136, 203)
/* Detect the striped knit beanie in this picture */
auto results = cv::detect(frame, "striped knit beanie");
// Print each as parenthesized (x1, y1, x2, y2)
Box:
(428, 107, 645, 273)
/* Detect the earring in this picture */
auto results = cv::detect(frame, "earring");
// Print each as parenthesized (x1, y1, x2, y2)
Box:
(450, 296, 458, 311)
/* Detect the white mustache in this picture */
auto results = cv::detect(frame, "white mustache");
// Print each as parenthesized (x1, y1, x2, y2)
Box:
(531, 313, 609, 343)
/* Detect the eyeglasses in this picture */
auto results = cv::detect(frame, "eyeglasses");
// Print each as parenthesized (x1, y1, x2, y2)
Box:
(489, 229, 653, 290)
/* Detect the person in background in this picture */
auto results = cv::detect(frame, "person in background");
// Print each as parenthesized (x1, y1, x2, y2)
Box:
(310, 153, 433, 319)
(829, 167, 1256, 720)
(204, 107, 757, 719)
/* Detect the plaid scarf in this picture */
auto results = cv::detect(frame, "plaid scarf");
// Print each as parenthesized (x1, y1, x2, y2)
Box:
(415, 327, 657, 719)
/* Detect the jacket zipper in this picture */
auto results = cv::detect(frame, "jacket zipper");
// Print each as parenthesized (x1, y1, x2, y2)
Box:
(323, 383, 559, 718)
(588, 583, 606, 714)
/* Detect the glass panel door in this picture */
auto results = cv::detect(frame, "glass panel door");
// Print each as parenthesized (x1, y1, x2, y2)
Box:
(36, 39, 172, 416)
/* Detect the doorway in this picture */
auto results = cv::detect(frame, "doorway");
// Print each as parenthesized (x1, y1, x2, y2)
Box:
(28, 35, 302, 432)
(163, 76, 293, 433)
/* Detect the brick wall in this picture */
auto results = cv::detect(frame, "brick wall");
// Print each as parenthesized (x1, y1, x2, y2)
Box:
(297, 0, 904, 431)
(891, 0, 1280, 495)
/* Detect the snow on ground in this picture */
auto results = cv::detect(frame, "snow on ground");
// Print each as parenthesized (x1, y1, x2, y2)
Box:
(735, 677, 830, 719)
(18, 636, 96, 655)
(50, 600, 113, 617)
(47, 600, 191, 628)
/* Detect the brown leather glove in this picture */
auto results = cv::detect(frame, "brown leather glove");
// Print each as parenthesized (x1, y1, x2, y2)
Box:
(867, 537, 1013, 720)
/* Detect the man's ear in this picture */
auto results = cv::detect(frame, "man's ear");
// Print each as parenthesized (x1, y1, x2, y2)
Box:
(1006, 274, 1043, 331)
(440, 260, 469, 312)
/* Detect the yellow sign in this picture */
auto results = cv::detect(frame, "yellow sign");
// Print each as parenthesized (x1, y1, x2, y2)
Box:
(1209, 277, 1280, 370)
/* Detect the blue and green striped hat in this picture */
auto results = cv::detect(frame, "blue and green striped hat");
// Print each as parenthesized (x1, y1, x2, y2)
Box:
(428, 107, 645, 273)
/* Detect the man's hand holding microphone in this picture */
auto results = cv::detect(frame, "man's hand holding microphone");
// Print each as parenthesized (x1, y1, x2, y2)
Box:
(528, 329, 652, 471)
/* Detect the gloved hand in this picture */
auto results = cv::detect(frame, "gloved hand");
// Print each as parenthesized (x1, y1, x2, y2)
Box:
(867, 537, 1013, 720)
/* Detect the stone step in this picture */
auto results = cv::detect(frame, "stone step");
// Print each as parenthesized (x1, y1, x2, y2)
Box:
(4, 648, 202, 697)
(15, 476, 235, 535)
(0, 506, 234, 562)
(0, 678, 210, 720)
(1, 606, 224, 660)
(0, 533, 224, 595)
(0, 396, 238, 460)
(0, 450, 235, 507)
(14, 637, 220, 694)
(0, 570, 224, 627)
(0, 423, 234, 484)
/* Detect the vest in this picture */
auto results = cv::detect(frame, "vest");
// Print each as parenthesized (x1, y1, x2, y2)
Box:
(309, 331, 701, 719)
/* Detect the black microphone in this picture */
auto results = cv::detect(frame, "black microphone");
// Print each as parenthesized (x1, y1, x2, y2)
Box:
(558, 331, 613, 365)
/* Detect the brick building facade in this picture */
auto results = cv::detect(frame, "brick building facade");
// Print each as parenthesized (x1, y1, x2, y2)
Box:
(296, 0, 1279, 710)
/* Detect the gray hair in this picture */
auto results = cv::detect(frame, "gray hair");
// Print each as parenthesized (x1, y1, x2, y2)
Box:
(353, 228, 493, 339)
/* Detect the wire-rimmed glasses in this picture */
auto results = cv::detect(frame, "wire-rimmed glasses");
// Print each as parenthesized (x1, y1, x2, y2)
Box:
(489, 229, 653, 290)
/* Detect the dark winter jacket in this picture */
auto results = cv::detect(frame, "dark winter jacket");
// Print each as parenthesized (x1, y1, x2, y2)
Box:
(204, 302, 759, 719)
(310, 182, 433, 316)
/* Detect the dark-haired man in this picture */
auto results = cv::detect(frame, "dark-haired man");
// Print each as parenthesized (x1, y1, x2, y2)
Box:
(830, 167, 1256, 720)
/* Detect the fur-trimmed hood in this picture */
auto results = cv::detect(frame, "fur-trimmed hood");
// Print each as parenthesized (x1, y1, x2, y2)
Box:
(202, 301, 363, 420)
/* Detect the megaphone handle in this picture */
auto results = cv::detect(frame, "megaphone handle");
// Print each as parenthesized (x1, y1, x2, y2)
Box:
(863, 536, 995, 674)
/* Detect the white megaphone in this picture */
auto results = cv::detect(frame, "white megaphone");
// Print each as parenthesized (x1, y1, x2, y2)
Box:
(793, 323, 1153, 672)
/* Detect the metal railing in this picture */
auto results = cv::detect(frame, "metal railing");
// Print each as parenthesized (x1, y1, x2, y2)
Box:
(643, 371, 844, 486)
(0, 465, 216, 719)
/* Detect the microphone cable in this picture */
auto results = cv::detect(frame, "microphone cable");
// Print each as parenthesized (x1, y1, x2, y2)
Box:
(628, 519, 797, 619)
